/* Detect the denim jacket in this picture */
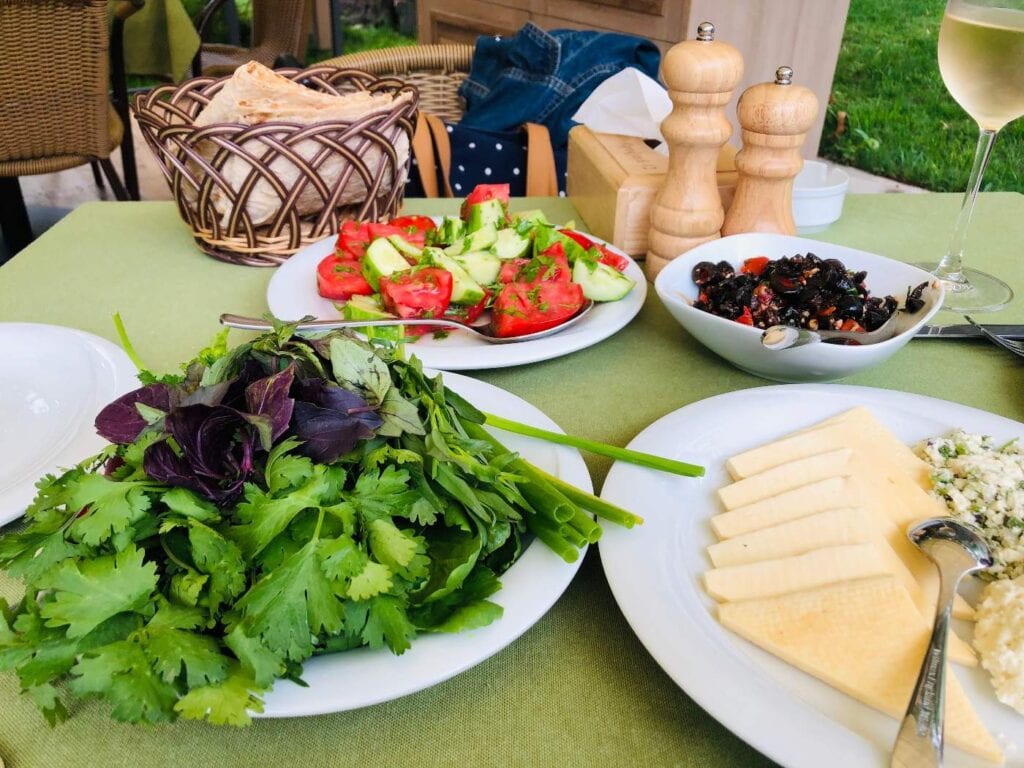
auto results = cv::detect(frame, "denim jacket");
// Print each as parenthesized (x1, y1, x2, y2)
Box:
(457, 22, 661, 149)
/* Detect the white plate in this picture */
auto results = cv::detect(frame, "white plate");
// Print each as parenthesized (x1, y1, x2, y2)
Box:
(599, 385, 1024, 768)
(260, 371, 590, 716)
(0, 324, 139, 527)
(265, 231, 647, 371)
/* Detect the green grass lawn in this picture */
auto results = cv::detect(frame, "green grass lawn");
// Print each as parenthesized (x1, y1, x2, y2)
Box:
(819, 0, 1024, 192)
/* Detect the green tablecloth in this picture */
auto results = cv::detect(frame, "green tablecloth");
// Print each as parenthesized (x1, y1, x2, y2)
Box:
(1, 193, 1023, 768)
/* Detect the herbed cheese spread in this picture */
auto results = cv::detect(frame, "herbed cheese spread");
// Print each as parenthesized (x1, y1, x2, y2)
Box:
(974, 576, 1024, 716)
(915, 429, 1024, 579)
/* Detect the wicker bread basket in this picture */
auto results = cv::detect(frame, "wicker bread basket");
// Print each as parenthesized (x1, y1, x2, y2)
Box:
(132, 66, 419, 266)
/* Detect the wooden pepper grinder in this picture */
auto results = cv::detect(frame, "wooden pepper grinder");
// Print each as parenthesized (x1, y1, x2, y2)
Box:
(720, 66, 819, 236)
(646, 22, 743, 280)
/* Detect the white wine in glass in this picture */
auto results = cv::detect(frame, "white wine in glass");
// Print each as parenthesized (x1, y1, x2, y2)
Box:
(925, 0, 1024, 311)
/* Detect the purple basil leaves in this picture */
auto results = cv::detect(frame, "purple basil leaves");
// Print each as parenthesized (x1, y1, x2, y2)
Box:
(95, 383, 175, 444)
(290, 379, 382, 463)
(143, 404, 256, 504)
(245, 365, 295, 442)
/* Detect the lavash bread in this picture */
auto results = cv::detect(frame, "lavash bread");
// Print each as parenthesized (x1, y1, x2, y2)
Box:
(193, 62, 412, 227)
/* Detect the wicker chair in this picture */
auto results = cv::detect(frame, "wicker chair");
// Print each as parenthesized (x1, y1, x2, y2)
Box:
(0, 0, 141, 259)
(192, 0, 312, 77)
(319, 44, 474, 122)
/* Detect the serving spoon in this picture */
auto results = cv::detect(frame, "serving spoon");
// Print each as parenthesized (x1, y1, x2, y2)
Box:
(760, 311, 901, 350)
(220, 301, 594, 344)
(890, 518, 993, 768)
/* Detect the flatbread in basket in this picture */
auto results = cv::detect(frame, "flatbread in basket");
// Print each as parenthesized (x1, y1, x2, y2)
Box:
(193, 61, 413, 227)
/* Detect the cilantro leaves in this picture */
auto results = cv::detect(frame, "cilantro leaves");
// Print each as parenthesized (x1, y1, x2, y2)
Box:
(0, 327, 576, 728)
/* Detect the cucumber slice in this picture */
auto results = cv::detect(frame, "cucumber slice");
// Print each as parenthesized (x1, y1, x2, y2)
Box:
(423, 247, 486, 305)
(387, 235, 423, 262)
(511, 209, 550, 227)
(466, 199, 505, 232)
(342, 295, 403, 342)
(571, 258, 636, 302)
(362, 238, 411, 291)
(454, 250, 502, 286)
(436, 216, 465, 244)
(491, 228, 531, 260)
(445, 224, 498, 256)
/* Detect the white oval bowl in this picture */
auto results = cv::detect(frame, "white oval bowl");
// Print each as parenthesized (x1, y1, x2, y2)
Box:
(654, 233, 944, 382)
(793, 160, 850, 234)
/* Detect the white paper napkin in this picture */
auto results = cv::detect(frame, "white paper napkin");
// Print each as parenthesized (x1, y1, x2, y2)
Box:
(571, 68, 671, 150)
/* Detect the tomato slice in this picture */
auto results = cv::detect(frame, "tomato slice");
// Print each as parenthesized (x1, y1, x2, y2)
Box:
(499, 258, 531, 284)
(464, 183, 510, 208)
(741, 256, 770, 276)
(444, 290, 490, 324)
(523, 246, 571, 284)
(735, 307, 754, 326)
(597, 248, 629, 272)
(379, 267, 453, 320)
(337, 220, 372, 259)
(460, 183, 510, 218)
(559, 229, 595, 250)
(317, 256, 374, 300)
(367, 222, 425, 248)
(560, 229, 629, 272)
(389, 215, 436, 235)
(492, 281, 585, 338)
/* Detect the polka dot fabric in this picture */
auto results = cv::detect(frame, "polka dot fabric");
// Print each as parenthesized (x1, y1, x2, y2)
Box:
(406, 122, 567, 198)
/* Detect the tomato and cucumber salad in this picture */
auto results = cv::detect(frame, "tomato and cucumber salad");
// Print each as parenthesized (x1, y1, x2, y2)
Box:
(315, 183, 636, 339)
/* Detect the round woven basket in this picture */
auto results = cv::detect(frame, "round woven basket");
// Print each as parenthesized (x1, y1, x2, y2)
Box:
(132, 66, 419, 267)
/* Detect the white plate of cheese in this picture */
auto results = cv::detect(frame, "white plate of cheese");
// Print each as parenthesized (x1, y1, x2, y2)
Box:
(600, 384, 1024, 768)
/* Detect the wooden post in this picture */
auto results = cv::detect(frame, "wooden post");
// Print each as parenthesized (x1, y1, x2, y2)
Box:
(646, 22, 743, 280)
(720, 66, 819, 237)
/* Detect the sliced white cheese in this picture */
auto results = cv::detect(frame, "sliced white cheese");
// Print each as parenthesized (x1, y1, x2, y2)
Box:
(726, 407, 931, 489)
(704, 543, 887, 602)
(718, 448, 853, 511)
(718, 576, 1002, 764)
(708, 507, 870, 567)
(710, 474, 973, 622)
(710, 477, 856, 539)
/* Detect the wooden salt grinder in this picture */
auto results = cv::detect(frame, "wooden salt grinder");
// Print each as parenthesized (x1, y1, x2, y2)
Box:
(646, 22, 743, 280)
(720, 66, 819, 236)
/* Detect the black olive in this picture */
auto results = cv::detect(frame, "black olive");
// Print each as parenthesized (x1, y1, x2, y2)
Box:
(906, 281, 928, 313)
(834, 295, 863, 318)
(715, 260, 735, 280)
(779, 306, 802, 326)
(770, 271, 803, 294)
(832, 275, 855, 293)
(734, 281, 754, 307)
(798, 285, 823, 310)
(692, 261, 718, 286)
(863, 306, 890, 331)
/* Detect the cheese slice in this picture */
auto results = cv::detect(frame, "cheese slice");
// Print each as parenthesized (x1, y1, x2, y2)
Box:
(705, 543, 887, 602)
(708, 507, 870, 567)
(718, 576, 1003, 764)
(711, 474, 973, 621)
(718, 449, 853, 510)
(711, 477, 856, 539)
(718, 449, 948, 533)
(726, 408, 931, 488)
(705, 509, 977, 665)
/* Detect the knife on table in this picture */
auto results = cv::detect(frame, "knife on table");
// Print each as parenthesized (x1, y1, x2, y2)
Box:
(916, 324, 1024, 340)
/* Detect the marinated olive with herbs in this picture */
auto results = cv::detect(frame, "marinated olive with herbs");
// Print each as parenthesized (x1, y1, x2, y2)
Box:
(692, 253, 927, 334)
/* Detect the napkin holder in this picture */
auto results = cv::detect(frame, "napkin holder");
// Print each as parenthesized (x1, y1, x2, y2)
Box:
(567, 126, 738, 257)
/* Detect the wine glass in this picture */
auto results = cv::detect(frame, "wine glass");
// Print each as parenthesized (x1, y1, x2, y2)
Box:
(922, 0, 1024, 312)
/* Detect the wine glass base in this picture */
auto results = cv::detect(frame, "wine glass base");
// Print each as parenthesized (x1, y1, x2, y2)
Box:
(912, 264, 1014, 313)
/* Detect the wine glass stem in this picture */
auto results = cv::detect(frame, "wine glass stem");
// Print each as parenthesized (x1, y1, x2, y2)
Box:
(936, 127, 999, 282)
